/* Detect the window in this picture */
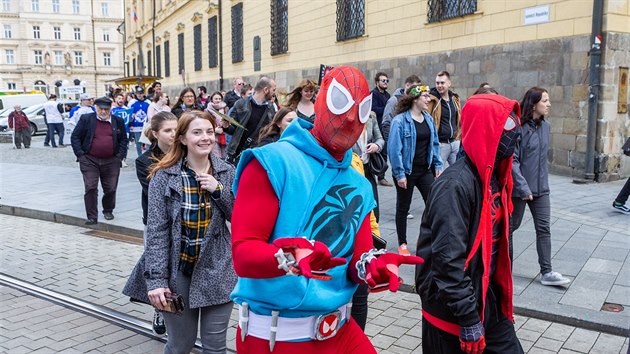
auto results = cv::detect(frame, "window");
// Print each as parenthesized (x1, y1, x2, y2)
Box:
(53, 26, 61, 40)
(193, 24, 202, 71)
(132, 58, 136, 75)
(102, 29, 110, 42)
(101, 2, 109, 17)
(33, 25, 41, 39)
(54, 50, 63, 65)
(31, 0, 39, 12)
(427, 0, 477, 23)
(147, 50, 151, 75)
(5, 49, 14, 64)
(208, 16, 218, 68)
(231, 3, 243, 63)
(8, 82, 16, 90)
(270, 0, 288, 55)
(178, 33, 185, 75)
(74, 51, 83, 65)
(74, 27, 81, 40)
(336, 0, 364, 41)
(34, 50, 43, 65)
(4, 25, 11, 38)
(52, 0, 59, 13)
(2, 0, 10, 12)
(164, 40, 170, 77)
(103, 52, 111, 66)
(72, 0, 79, 14)
(156, 45, 161, 77)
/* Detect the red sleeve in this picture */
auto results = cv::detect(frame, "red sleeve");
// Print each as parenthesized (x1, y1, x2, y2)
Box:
(348, 215, 373, 283)
(231, 158, 286, 278)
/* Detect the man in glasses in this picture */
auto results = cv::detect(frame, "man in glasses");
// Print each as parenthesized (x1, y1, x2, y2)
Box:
(370, 72, 393, 187)
(428, 70, 462, 169)
(415, 94, 524, 354)
(225, 77, 245, 109)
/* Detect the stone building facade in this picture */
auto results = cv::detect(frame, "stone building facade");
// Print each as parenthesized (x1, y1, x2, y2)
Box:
(125, 0, 629, 180)
(0, 0, 124, 97)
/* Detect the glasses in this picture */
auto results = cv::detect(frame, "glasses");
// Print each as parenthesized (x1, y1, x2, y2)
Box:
(183, 95, 195, 99)
(236, 82, 244, 86)
(380, 79, 389, 83)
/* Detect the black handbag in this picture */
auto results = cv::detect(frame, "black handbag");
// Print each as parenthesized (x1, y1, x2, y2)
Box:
(622, 138, 630, 157)
(372, 233, 387, 250)
(368, 152, 388, 176)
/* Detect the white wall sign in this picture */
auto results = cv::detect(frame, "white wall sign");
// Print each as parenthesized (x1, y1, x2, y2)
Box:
(60, 86, 83, 94)
(524, 5, 550, 25)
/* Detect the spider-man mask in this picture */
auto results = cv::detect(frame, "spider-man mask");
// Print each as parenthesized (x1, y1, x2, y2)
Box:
(311, 66, 372, 160)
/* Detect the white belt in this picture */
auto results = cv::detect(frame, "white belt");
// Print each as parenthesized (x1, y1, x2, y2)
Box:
(238, 303, 350, 342)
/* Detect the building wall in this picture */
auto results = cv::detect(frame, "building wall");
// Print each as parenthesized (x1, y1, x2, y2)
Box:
(125, 0, 630, 179)
(0, 0, 125, 97)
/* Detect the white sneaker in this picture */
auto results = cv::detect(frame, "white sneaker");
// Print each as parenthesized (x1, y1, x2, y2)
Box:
(407, 213, 414, 219)
(121, 159, 129, 168)
(540, 271, 571, 286)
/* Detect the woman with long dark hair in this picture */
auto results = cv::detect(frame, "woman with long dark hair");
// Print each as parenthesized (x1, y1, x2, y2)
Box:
(286, 79, 317, 123)
(136, 110, 236, 353)
(171, 88, 202, 118)
(257, 107, 297, 146)
(388, 85, 442, 256)
(510, 87, 570, 286)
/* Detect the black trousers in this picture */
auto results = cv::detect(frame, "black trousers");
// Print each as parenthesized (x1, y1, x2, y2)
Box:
(615, 178, 630, 204)
(79, 155, 121, 221)
(422, 285, 523, 354)
(394, 167, 434, 245)
(351, 284, 369, 331)
(362, 163, 379, 221)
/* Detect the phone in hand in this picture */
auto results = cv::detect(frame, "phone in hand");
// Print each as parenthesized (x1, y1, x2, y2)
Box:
(162, 293, 185, 315)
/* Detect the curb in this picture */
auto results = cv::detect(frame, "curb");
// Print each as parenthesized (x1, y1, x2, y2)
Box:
(2, 206, 628, 337)
(0, 205, 143, 239)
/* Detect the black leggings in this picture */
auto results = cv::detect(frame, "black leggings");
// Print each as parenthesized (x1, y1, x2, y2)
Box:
(394, 167, 434, 245)
(351, 284, 369, 331)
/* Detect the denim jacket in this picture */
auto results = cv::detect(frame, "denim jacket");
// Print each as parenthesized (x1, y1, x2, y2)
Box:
(387, 110, 442, 180)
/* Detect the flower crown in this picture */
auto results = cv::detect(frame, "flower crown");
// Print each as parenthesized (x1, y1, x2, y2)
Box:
(409, 85, 430, 97)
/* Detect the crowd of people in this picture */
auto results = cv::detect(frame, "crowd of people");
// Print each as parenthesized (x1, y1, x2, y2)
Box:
(8, 64, 622, 353)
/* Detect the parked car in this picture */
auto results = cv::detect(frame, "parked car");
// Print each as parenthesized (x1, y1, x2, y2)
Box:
(0, 93, 47, 112)
(0, 100, 79, 135)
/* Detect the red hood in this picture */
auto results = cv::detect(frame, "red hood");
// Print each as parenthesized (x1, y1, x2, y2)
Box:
(461, 94, 521, 175)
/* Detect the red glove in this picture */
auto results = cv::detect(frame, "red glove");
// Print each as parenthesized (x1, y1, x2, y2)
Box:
(460, 337, 486, 354)
(365, 253, 423, 292)
(273, 237, 347, 280)
(459, 322, 486, 354)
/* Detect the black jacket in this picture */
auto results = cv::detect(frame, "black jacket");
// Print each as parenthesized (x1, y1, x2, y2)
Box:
(70, 113, 128, 161)
(136, 144, 164, 225)
(415, 156, 484, 327)
(370, 88, 390, 123)
(224, 90, 241, 109)
(512, 120, 550, 198)
(224, 97, 275, 161)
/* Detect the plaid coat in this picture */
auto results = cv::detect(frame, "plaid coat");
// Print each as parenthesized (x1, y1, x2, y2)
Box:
(123, 154, 237, 308)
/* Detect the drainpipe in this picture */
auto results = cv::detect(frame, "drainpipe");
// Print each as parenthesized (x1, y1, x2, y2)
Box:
(152, 0, 156, 77)
(218, 0, 224, 90)
(583, 0, 604, 181)
(91, 0, 98, 95)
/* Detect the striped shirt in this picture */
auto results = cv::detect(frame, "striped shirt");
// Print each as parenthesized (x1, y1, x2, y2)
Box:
(179, 159, 212, 275)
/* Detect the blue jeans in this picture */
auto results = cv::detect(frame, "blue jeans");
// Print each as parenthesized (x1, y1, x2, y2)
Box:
(132, 131, 143, 157)
(162, 271, 233, 354)
(47, 123, 64, 147)
(439, 140, 460, 168)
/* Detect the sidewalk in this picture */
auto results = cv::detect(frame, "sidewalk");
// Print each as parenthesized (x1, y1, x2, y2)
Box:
(1, 138, 629, 336)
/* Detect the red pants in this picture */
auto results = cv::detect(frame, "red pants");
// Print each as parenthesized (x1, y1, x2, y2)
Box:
(235, 318, 376, 354)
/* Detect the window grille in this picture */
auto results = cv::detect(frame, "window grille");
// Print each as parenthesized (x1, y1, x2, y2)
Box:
(270, 0, 288, 55)
(54, 51, 62, 65)
(33, 26, 40, 39)
(156, 45, 161, 77)
(4, 25, 11, 38)
(427, 0, 477, 23)
(208, 16, 218, 68)
(336, 0, 364, 41)
(164, 40, 170, 77)
(34, 50, 42, 64)
(178, 33, 185, 75)
(231, 3, 243, 63)
(193, 24, 202, 71)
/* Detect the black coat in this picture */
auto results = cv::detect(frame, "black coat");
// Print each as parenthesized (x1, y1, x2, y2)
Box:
(224, 90, 241, 109)
(415, 156, 485, 328)
(70, 112, 128, 161)
(136, 144, 164, 225)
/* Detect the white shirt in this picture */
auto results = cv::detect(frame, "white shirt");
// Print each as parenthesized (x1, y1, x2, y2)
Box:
(43, 100, 63, 123)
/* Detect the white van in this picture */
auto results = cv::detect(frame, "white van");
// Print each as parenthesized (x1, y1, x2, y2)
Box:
(0, 94, 48, 111)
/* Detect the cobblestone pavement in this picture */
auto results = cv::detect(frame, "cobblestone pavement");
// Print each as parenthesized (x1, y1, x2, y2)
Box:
(1, 215, 628, 353)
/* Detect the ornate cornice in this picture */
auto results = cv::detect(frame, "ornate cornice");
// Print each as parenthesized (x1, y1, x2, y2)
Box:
(191, 12, 203, 23)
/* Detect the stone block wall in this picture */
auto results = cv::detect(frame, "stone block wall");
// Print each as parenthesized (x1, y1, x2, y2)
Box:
(171, 33, 629, 180)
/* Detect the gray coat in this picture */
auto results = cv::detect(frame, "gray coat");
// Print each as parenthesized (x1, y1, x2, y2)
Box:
(123, 154, 237, 308)
(352, 113, 385, 158)
(512, 120, 550, 198)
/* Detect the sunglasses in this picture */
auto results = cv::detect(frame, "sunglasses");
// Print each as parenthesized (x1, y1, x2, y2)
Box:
(380, 79, 389, 83)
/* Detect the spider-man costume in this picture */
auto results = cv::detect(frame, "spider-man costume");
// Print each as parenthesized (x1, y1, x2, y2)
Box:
(230, 66, 423, 353)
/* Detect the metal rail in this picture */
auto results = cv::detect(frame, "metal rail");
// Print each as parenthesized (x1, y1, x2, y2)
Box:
(0, 273, 236, 353)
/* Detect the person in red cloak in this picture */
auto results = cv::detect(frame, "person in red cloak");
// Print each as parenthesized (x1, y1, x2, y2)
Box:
(230, 66, 423, 353)
(415, 94, 524, 354)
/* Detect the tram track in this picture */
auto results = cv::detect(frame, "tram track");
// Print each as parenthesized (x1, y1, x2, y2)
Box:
(0, 273, 236, 353)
